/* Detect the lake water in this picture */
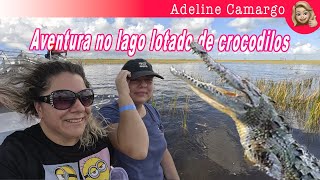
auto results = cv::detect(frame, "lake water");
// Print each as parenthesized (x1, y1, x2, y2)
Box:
(2, 62, 320, 179)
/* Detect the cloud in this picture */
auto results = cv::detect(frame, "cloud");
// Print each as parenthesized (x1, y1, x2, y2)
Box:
(170, 18, 216, 36)
(291, 43, 317, 54)
(0, 18, 113, 52)
(228, 18, 256, 33)
(227, 18, 286, 33)
(3, 43, 29, 51)
(113, 18, 125, 29)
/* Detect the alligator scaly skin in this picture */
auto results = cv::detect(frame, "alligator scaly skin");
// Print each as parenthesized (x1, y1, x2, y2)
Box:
(170, 42, 320, 180)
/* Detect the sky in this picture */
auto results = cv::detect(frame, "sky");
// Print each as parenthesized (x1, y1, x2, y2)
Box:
(0, 17, 319, 60)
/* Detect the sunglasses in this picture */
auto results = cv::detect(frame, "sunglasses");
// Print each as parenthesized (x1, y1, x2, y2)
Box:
(37, 89, 94, 110)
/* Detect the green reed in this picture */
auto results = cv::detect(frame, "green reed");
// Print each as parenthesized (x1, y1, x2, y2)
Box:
(150, 94, 167, 114)
(169, 93, 178, 115)
(181, 95, 190, 130)
(255, 77, 320, 133)
(151, 93, 191, 130)
(150, 96, 158, 109)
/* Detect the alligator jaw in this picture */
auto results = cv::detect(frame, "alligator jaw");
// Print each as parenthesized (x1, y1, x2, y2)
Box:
(169, 66, 251, 117)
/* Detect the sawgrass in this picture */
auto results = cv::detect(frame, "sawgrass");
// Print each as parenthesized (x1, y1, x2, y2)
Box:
(182, 95, 190, 130)
(255, 77, 320, 133)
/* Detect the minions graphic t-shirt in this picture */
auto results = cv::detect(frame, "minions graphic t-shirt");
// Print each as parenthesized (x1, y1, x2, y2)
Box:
(0, 123, 113, 180)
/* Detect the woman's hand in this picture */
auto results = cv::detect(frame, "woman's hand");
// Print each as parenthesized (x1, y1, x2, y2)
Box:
(309, 16, 318, 27)
(115, 70, 131, 96)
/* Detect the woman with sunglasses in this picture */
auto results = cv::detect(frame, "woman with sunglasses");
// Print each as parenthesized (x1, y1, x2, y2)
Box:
(0, 60, 148, 179)
(99, 59, 180, 180)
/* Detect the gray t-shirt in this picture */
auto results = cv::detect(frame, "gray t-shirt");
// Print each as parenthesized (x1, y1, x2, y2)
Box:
(99, 101, 167, 180)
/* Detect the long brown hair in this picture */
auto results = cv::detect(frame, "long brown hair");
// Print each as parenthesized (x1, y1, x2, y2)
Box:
(0, 60, 107, 147)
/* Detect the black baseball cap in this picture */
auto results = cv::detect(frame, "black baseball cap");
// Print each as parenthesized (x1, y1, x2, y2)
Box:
(122, 58, 164, 80)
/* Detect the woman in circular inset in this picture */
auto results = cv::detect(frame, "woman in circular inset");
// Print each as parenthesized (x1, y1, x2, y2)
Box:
(292, 1, 318, 27)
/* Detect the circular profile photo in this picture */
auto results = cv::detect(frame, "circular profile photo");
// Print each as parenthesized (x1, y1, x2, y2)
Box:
(292, 1, 317, 27)
(286, 0, 319, 34)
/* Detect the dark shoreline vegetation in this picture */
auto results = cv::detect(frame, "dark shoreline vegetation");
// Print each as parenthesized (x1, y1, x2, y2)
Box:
(69, 59, 320, 65)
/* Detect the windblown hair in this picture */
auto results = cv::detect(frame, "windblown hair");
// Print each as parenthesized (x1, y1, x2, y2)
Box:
(292, 1, 315, 26)
(0, 60, 107, 147)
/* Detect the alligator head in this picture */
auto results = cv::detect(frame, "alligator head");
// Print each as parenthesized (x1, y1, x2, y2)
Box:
(170, 42, 320, 180)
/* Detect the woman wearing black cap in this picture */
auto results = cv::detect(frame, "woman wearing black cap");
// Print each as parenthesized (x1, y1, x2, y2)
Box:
(99, 59, 179, 180)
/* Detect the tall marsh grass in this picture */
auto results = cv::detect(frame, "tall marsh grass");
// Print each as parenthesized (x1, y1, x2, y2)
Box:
(182, 95, 190, 130)
(255, 77, 320, 133)
(150, 94, 191, 131)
